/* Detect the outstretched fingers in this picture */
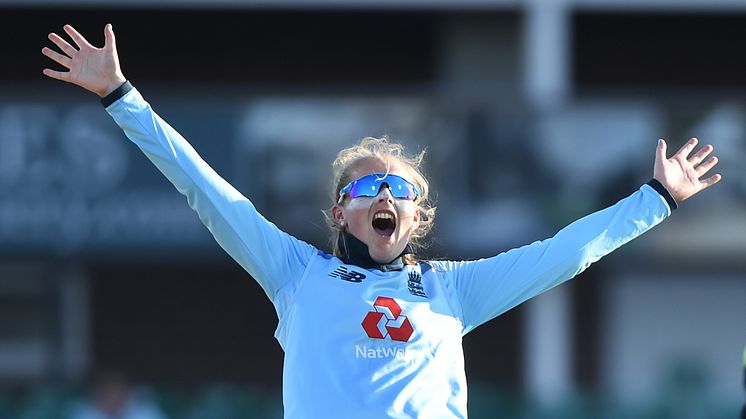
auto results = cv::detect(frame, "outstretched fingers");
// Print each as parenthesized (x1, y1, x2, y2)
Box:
(48, 32, 77, 57)
(688, 144, 714, 166)
(673, 137, 698, 159)
(43, 30, 75, 81)
(41, 47, 72, 68)
(694, 146, 721, 191)
(696, 156, 719, 177)
(653, 136, 723, 201)
(63, 24, 94, 50)
(700, 173, 722, 189)
(42, 68, 70, 82)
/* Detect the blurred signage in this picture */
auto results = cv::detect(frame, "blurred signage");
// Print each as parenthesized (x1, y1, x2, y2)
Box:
(0, 101, 218, 256)
(0, 94, 435, 257)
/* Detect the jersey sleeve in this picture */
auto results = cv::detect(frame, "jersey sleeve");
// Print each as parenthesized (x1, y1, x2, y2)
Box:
(104, 87, 315, 302)
(444, 184, 672, 334)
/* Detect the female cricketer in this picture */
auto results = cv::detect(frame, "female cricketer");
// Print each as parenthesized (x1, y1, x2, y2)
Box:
(42, 24, 722, 419)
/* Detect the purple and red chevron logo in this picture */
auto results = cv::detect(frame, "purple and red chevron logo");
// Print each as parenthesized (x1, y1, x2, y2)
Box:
(361, 296, 414, 342)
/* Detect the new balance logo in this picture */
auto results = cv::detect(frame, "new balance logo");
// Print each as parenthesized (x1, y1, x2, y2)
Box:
(329, 266, 366, 283)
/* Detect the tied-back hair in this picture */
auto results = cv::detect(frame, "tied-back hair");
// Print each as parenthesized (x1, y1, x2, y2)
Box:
(323, 136, 436, 264)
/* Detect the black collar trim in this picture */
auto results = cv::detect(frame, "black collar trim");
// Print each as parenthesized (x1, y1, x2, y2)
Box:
(338, 232, 413, 272)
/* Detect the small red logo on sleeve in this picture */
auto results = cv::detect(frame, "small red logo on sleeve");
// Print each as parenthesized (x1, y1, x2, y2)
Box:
(361, 296, 414, 342)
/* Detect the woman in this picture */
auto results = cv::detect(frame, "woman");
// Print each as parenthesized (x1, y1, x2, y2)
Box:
(42, 24, 721, 419)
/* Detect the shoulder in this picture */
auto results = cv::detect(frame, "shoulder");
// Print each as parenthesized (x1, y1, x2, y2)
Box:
(420, 259, 465, 272)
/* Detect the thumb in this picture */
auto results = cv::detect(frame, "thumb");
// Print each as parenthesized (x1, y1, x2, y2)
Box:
(656, 138, 667, 161)
(104, 23, 116, 50)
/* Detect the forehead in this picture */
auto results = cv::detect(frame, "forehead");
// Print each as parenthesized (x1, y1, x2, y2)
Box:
(349, 158, 412, 180)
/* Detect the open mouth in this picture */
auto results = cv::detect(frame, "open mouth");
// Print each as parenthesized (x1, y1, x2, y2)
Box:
(372, 211, 396, 237)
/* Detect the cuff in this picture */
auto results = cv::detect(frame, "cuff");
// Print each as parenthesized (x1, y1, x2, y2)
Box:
(646, 178, 678, 211)
(100, 80, 134, 108)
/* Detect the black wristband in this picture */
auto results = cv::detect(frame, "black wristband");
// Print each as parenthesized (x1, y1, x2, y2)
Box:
(646, 178, 678, 211)
(100, 80, 133, 108)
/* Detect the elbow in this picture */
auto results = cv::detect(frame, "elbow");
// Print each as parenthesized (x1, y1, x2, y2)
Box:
(571, 239, 607, 276)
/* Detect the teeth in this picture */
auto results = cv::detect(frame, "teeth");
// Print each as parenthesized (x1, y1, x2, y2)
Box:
(374, 212, 393, 220)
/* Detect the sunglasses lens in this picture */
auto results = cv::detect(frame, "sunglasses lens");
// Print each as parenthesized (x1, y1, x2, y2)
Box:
(348, 180, 378, 198)
(388, 180, 417, 199)
(345, 174, 419, 200)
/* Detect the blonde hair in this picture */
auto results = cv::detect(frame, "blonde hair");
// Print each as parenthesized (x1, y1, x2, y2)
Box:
(323, 136, 436, 263)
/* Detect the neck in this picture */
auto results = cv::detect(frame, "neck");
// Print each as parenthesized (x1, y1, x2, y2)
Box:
(337, 232, 413, 272)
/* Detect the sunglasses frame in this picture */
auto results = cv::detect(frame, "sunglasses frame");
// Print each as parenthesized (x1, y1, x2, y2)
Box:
(338, 173, 421, 204)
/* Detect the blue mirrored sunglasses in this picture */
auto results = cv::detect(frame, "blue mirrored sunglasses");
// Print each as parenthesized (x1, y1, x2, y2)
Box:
(338, 173, 421, 203)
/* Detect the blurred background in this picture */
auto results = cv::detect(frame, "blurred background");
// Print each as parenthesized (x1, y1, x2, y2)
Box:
(1, 0, 745, 418)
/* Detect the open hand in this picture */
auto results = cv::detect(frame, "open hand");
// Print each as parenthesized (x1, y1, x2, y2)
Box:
(42, 24, 126, 98)
(654, 138, 722, 203)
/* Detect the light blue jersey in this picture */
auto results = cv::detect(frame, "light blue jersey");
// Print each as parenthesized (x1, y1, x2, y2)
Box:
(105, 86, 672, 419)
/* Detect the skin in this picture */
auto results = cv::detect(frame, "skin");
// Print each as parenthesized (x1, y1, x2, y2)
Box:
(42, 24, 125, 98)
(653, 137, 721, 202)
(331, 158, 421, 264)
(41, 24, 723, 261)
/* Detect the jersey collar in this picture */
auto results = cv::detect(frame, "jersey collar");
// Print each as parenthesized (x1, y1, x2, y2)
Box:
(338, 232, 413, 272)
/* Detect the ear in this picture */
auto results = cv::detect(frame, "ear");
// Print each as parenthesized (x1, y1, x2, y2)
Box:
(331, 203, 346, 228)
(412, 206, 421, 226)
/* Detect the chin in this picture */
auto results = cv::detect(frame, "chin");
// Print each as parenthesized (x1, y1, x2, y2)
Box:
(367, 229, 409, 262)
(370, 244, 404, 264)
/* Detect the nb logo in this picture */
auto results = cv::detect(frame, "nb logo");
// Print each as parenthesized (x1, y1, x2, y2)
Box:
(329, 266, 366, 283)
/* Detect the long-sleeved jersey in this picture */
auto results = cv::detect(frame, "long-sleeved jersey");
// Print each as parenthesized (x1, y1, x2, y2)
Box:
(104, 84, 673, 419)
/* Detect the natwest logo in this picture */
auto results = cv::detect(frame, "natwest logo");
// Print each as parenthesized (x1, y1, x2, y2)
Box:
(361, 296, 414, 342)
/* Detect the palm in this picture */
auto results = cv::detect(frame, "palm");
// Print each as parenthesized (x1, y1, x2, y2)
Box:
(69, 47, 113, 90)
(653, 138, 721, 202)
(42, 24, 126, 98)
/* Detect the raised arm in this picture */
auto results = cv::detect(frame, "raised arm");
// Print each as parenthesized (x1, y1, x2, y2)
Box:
(42, 25, 315, 304)
(446, 139, 721, 334)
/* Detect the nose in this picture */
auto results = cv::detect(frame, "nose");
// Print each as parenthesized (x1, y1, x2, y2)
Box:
(376, 184, 394, 202)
